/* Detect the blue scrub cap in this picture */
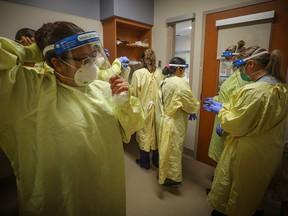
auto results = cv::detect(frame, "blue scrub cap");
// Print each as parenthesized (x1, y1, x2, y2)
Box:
(232, 50, 269, 67)
(43, 31, 99, 56)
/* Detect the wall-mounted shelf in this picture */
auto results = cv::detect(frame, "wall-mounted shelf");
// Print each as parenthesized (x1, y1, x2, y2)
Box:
(102, 17, 152, 63)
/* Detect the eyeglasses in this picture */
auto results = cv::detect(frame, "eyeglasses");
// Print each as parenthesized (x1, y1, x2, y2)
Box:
(65, 51, 97, 66)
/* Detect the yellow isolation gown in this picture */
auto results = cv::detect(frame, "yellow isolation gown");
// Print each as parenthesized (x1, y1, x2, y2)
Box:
(208, 81, 288, 215)
(208, 70, 251, 162)
(0, 37, 144, 216)
(97, 58, 122, 82)
(158, 76, 199, 184)
(130, 68, 163, 152)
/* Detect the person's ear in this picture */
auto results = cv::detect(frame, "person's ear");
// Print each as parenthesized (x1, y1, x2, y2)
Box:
(176, 67, 182, 76)
(249, 60, 256, 68)
(51, 57, 63, 72)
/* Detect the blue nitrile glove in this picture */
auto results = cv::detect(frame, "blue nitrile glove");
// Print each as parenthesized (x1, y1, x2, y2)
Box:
(118, 56, 130, 63)
(210, 101, 222, 114)
(216, 123, 223, 136)
(204, 97, 214, 104)
(189, 114, 197, 121)
(104, 49, 110, 57)
(203, 103, 212, 112)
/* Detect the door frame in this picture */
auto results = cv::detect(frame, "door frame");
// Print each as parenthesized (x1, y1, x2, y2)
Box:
(197, 0, 288, 166)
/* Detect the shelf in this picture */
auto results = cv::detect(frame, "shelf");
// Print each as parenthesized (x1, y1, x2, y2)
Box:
(102, 17, 152, 63)
(117, 44, 149, 48)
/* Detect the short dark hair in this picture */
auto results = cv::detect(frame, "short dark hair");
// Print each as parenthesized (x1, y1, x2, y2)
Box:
(15, 28, 36, 41)
(162, 57, 186, 75)
(34, 21, 84, 68)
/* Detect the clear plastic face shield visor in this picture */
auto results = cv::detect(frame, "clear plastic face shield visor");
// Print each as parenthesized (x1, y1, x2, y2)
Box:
(217, 51, 241, 87)
(221, 51, 239, 70)
(43, 31, 111, 70)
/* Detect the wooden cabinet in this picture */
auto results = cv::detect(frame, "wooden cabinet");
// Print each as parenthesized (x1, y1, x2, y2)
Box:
(102, 17, 152, 63)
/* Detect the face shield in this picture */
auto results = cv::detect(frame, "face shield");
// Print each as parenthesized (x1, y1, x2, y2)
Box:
(220, 51, 239, 73)
(232, 50, 269, 68)
(43, 31, 112, 86)
(232, 50, 269, 82)
(168, 63, 189, 79)
(44, 31, 111, 68)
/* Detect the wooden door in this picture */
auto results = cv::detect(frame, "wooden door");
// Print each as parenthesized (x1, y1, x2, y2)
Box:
(197, 0, 288, 166)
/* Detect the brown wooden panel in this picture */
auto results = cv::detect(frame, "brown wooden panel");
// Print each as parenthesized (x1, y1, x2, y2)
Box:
(197, 0, 288, 166)
(102, 19, 117, 62)
(102, 17, 152, 63)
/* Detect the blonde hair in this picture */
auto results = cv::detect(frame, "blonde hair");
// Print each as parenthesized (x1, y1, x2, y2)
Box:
(225, 40, 246, 60)
(142, 49, 156, 73)
(238, 46, 285, 83)
(225, 40, 246, 53)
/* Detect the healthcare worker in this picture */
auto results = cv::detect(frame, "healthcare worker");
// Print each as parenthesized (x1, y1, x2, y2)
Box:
(158, 57, 199, 186)
(130, 49, 163, 170)
(204, 41, 249, 195)
(206, 40, 248, 163)
(204, 46, 288, 215)
(0, 21, 144, 216)
(95, 44, 130, 82)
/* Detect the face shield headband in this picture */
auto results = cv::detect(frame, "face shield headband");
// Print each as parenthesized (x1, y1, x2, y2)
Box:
(168, 63, 188, 69)
(232, 50, 269, 67)
(221, 51, 239, 57)
(42, 31, 99, 56)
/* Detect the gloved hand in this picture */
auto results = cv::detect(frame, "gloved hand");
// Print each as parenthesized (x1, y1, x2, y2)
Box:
(104, 49, 110, 57)
(204, 97, 214, 104)
(203, 103, 212, 112)
(216, 123, 223, 136)
(189, 114, 197, 121)
(210, 101, 222, 114)
(118, 56, 130, 63)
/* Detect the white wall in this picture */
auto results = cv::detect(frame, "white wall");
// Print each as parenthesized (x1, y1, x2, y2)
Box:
(0, 1, 104, 177)
(0, 1, 103, 41)
(152, 0, 264, 152)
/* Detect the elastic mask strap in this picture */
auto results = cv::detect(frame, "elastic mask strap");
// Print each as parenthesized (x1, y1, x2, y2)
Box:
(54, 71, 75, 81)
(249, 69, 266, 78)
(59, 58, 77, 70)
